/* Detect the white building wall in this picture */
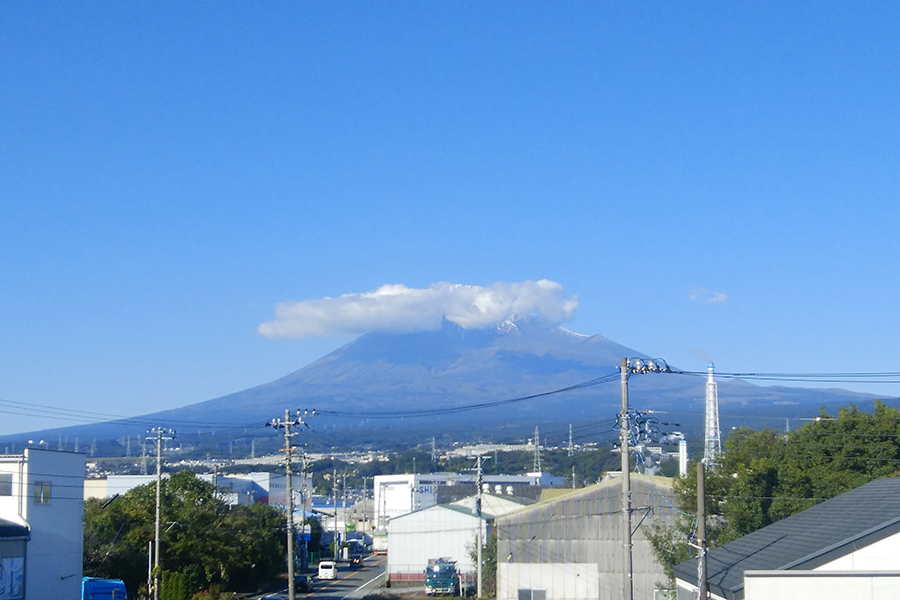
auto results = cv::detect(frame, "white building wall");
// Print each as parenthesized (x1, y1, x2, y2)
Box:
(375, 473, 563, 529)
(814, 532, 900, 571)
(744, 571, 900, 600)
(387, 506, 484, 578)
(0, 455, 27, 528)
(498, 563, 598, 600)
(0, 449, 85, 600)
(375, 474, 441, 527)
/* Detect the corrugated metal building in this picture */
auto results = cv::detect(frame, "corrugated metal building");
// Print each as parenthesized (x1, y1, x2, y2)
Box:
(497, 473, 680, 600)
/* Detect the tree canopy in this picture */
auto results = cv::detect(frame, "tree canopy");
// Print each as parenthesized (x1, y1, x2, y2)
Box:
(649, 401, 900, 582)
(84, 470, 286, 598)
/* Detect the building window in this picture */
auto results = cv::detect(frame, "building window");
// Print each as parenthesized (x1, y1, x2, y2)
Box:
(518, 590, 546, 600)
(34, 481, 51, 504)
(0, 473, 12, 496)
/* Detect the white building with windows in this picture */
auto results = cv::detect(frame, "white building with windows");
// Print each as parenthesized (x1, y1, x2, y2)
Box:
(84, 471, 291, 506)
(0, 448, 86, 600)
(374, 472, 563, 529)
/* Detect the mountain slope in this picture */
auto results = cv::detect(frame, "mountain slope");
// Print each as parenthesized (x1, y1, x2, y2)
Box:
(2, 319, 892, 450)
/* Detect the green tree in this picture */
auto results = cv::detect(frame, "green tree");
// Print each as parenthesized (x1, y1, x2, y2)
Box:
(85, 471, 286, 596)
(648, 402, 900, 587)
(467, 528, 497, 598)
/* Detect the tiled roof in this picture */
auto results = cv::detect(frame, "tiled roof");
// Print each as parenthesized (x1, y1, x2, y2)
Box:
(674, 477, 900, 600)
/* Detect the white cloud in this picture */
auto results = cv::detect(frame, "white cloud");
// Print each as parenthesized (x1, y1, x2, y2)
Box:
(689, 288, 728, 304)
(258, 280, 579, 339)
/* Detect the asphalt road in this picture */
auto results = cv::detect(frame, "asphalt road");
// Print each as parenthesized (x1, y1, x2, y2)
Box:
(258, 555, 392, 600)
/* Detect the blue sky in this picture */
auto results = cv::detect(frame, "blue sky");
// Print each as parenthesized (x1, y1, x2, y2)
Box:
(2, 2, 899, 435)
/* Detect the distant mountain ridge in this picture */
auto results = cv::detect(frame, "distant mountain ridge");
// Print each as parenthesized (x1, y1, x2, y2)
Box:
(2, 318, 894, 450)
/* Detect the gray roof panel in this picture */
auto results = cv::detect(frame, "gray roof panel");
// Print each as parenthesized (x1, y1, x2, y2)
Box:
(673, 477, 900, 599)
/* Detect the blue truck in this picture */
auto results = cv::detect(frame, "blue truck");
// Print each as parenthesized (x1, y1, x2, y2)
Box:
(82, 577, 127, 600)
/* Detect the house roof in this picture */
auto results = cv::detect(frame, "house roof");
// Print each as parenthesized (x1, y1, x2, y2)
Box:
(449, 492, 534, 518)
(0, 517, 28, 539)
(389, 499, 490, 522)
(673, 477, 900, 600)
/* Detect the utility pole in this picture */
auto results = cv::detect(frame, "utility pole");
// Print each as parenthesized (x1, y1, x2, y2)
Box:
(468, 453, 491, 598)
(267, 409, 314, 600)
(618, 358, 633, 600)
(615, 356, 670, 600)
(697, 462, 708, 600)
(147, 427, 174, 600)
(333, 469, 339, 562)
(476, 455, 485, 598)
(341, 471, 347, 557)
(300, 448, 310, 571)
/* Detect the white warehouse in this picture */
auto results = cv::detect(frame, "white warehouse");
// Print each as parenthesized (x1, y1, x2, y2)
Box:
(387, 493, 533, 585)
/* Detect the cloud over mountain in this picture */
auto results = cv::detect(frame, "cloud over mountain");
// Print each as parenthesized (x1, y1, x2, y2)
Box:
(257, 280, 578, 339)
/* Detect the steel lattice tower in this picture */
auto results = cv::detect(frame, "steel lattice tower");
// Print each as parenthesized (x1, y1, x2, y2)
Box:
(704, 362, 721, 464)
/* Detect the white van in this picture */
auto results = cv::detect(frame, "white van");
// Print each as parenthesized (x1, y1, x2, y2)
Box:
(318, 560, 337, 580)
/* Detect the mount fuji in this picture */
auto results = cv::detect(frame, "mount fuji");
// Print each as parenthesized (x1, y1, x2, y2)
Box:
(2, 318, 891, 452)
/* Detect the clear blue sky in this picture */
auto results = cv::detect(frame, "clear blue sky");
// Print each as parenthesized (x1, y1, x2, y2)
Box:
(2, 2, 899, 436)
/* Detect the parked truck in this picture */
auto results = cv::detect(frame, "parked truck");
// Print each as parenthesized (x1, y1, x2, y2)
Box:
(82, 577, 127, 600)
(424, 558, 459, 596)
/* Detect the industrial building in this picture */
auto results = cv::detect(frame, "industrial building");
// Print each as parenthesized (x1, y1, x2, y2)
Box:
(84, 471, 293, 506)
(374, 471, 564, 529)
(496, 473, 680, 600)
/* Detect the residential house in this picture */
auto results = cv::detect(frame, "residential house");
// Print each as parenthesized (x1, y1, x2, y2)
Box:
(674, 477, 900, 600)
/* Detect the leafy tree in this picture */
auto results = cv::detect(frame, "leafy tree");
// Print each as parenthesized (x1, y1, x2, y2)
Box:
(84, 471, 286, 597)
(648, 402, 900, 586)
(467, 528, 497, 598)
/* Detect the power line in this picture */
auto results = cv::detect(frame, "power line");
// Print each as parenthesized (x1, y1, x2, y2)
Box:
(316, 372, 621, 419)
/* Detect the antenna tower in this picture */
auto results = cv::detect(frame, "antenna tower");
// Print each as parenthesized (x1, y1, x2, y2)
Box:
(704, 362, 721, 464)
(533, 426, 541, 472)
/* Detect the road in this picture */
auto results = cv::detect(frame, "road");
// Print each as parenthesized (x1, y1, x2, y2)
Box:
(316, 555, 389, 600)
(259, 555, 393, 600)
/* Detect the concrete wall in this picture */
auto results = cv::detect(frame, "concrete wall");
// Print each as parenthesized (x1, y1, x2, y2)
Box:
(499, 562, 598, 600)
(744, 570, 900, 600)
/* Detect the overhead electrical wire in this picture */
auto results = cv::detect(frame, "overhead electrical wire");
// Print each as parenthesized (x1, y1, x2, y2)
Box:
(2, 368, 899, 434)
(668, 370, 900, 385)
(313, 371, 622, 419)
(0, 396, 263, 432)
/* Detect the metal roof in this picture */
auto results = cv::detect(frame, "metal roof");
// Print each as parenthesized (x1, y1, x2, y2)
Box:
(0, 517, 28, 539)
(674, 477, 900, 600)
